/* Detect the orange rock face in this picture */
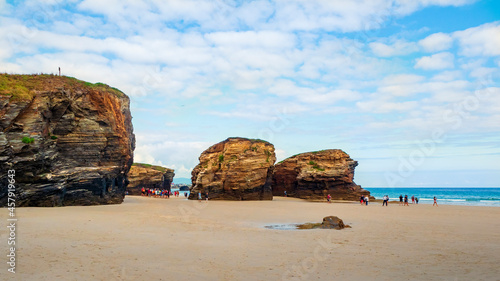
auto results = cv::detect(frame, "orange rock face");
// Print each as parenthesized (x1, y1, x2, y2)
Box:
(272, 149, 371, 201)
(189, 137, 276, 200)
(0, 74, 135, 206)
(127, 164, 174, 195)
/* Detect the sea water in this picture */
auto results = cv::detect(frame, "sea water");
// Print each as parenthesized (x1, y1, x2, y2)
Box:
(170, 187, 500, 207)
(365, 187, 500, 207)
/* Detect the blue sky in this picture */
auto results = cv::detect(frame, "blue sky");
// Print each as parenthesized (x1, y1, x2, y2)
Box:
(1, 0, 499, 187)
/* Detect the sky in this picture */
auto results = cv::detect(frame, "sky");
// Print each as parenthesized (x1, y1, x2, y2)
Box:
(1, 0, 499, 187)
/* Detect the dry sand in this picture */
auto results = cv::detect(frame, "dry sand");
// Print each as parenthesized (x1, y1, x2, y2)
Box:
(2, 196, 500, 281)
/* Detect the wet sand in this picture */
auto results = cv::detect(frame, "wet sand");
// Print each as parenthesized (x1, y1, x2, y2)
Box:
(2, 196, 500, 281)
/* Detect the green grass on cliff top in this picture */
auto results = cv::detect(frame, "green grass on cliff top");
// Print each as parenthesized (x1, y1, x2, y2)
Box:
(0, 73, 125, 100)
(132, 163, 173, 173)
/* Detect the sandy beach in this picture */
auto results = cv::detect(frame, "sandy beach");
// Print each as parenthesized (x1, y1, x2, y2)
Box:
(2, 196, 500, 281)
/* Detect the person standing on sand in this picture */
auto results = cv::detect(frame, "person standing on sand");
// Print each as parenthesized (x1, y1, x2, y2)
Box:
(399, 194, 403, 206)
(360, 195, 365, 205)
(404, 195, 409, 206)
(327, 194, 331, 203)
(365, 196, 369, 205)
(198, 192, 202, 202)
(433, 196, 438, 206)
(284, 190, 287, 197)
(411, 195, 415, 204)
(382, 195, 388, 206)
(205, 192, 209, 201)
(415, 197, 419, 204)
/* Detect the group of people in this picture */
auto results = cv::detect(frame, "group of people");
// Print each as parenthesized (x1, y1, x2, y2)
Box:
(197, 192, 209, 202)
(141, 187, 170, 198)
(140, 187, 188, 198)
(398, 194, 420, 206)
(355, 194, 439, 206)
(359, 195, 370, 205)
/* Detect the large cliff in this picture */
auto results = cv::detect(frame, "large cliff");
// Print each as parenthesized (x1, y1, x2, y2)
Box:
(0, 74, 135, 206)
(189, 137, 276, 200)
(272, 149, 371, 201)
(127, 163, 174, 195)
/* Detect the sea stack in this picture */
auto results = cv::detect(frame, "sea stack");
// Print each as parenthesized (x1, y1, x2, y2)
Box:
(127, 163, 175, 195)
(189, 137, 276, 200)
(272, 149, 371, 201)
(0, 74, 135, 206)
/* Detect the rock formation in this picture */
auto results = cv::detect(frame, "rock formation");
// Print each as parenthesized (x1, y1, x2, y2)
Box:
(177, 185, 190, 192)
(272, 149, 371, 201)
(0, 74, 135, 206)
(189, 137, 275, 200)
(127, 163, 174, 195)
(297, 216, 350, 230)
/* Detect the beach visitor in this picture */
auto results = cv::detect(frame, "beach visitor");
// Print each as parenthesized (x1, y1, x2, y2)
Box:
(205, 192, 209, 201)
(141, 187, 145, 196)
(184, 192, 188, 198)
(433, 196, 438, 206)
(360, 195, 365, 205)
(198, 192, 202, 202)
(382, 195, 388, 206)
(404, 195, 409, 206)
(399, 194, 403, 206)
(415, 197, 419, 204)
(365, 196, 369, 205)
(284, 190, 287, 197)
(327, 194, 331, 203)
(411, 195, 415, 204)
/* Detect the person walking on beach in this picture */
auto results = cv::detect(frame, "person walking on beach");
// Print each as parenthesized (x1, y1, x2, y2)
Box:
(415, 197, 419, 204)
(382, 195, 388, 206)
(198, 192, 202, 202)
(365, 196, 369, 206)
(399, 194, 403, 206)
(411, 195, 415, 204)
(327, 194, 331, 203)
(205, 192, 209, 201)
(433, 196, 438, 206)
(284, 190, 287, 197)
(360, 195, 365, 205)
(404, 195, 409, 206)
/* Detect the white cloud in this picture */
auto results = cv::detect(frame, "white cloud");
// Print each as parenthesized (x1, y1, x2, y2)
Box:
(415, 52, 455, 70)
(419, 32, 453, 52)
(133, 135, 211, 178)
(454, 22, 500, 56)
(370, 40, 418, 57)
(356, 100, 418, 113)
(431, 70, 464, 81)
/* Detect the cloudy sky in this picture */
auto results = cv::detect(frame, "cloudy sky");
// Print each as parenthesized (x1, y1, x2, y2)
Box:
(1, 0, 499, 187)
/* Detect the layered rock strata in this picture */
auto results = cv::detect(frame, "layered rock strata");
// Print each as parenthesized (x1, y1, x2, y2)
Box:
(189, 137, 275, 200)
(272, 149, 371, 201)
(0, 74, 135, 206)
(127, 163, 174, 195)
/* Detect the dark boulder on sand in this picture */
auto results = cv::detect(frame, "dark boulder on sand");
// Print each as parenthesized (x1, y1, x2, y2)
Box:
(297, 216, 350, 230)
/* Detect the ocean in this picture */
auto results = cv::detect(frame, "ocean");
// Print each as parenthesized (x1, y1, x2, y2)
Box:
(171, 187, 500, 207)
(365, 187, 500, 207)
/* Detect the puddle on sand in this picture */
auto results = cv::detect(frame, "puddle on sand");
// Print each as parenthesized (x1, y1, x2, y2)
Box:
(264, 224, 300, 230)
